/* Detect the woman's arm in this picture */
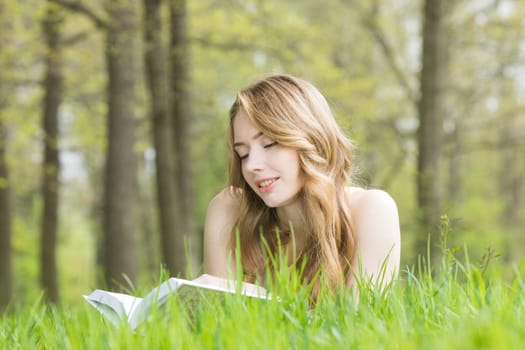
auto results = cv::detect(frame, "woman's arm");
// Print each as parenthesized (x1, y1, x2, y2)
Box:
(348, 188, 401, 290)
(202, 188, 239, 278)
(198, 189, 268, 295)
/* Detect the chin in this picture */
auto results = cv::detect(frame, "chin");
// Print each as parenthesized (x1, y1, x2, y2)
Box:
(259, 196, 284, 208)
(262, 200, 280, 208)
(261, 194, 297, 208)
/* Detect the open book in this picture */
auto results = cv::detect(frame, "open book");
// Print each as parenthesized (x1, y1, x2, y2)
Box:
(83, 277, 269, 330)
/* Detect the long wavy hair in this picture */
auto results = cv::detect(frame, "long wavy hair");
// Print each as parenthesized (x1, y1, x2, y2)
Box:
(227, 74, 356, 295)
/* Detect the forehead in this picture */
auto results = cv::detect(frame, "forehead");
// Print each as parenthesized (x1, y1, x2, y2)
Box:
(232, 109, 262, 141)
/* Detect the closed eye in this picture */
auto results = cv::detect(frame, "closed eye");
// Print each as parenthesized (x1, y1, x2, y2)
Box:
(237, 141, 277, 161)
(264, 141, 278, 149)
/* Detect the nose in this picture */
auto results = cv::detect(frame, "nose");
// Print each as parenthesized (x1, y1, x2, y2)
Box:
(244, 148, 265, 173)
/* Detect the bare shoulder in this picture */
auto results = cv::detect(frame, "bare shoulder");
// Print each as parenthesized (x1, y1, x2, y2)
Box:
(207, 186, 242, 214)
(205, 186, 242, 237)
(345, 186, 400, 245)
(346, 187, 398, 218)
(344, 187, 401, 285)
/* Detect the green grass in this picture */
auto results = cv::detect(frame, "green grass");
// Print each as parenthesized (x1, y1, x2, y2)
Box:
(2, 262, 525, 349)
(2, 226, 525, 349)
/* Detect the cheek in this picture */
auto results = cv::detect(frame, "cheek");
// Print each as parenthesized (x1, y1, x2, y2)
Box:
(240, 164, 256, 189)
(240, 164, 248, 181)
(282, 152, 302, 180)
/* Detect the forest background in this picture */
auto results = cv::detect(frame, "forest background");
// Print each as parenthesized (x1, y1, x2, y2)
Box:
(0, 0, 524, 307)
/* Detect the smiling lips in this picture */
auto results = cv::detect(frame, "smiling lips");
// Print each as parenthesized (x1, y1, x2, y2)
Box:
(256, 177, 279, 192)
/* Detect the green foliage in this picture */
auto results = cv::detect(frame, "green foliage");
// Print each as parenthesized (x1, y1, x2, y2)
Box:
(2, 0, 524, 306)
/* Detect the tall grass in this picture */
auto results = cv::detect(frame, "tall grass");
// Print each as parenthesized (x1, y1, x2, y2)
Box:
(2, 219, 525, 349)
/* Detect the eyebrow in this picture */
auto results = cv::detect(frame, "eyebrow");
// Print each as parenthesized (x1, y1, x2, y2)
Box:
(233, 131, 264, 148)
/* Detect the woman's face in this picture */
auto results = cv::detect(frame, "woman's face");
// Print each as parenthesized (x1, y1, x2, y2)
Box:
(233, 110, 303, 208)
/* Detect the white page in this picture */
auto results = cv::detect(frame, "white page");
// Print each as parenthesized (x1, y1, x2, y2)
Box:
(128, 278, 182, 329)
(84, 290, 143, 325)
(100, 291, 144, 319)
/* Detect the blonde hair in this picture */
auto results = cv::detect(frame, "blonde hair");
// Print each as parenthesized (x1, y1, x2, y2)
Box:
(227, 74, 356, 296)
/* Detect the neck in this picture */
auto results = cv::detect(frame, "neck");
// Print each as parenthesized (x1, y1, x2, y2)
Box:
(275, 200, 309, 261)
(276, 200, 306, 235)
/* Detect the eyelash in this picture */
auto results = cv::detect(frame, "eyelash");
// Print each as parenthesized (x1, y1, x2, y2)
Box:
(264, 141, 278, 149)
(238, 142, 278, 161)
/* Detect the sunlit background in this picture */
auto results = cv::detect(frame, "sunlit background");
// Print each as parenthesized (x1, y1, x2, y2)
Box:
(1, 0, 524, 304)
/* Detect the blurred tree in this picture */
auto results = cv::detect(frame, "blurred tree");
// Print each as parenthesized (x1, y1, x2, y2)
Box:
(8, 0, 524, 298)
(0, 121, 12, 310)
(497, 79, 524, 261)
(40, 1, 63, 303)
(103, 0, 140, 288)
(499, 113, 523, 261)
(415, 0, 448, 259)
(0, 0, 13, 310)
(440, 0, 525, 260)
(143, 0, 182, 275)
(170, 0, 194, 274)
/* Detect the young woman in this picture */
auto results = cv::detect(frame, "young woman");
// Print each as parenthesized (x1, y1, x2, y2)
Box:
(198, 74, 400, 299)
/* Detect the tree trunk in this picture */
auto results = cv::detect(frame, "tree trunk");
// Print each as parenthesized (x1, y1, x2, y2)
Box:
(0, 0, 13, 310)
(170, 0, 194, 274)
(0, 122, 13, 310)
(415, 0, 447, 259)
(143, 0, 183, 275)
(499, 123, 523, 262)
(446, 121, 462, 208)
(103, 0, 139, 288)
(40, 1, 63, 303)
